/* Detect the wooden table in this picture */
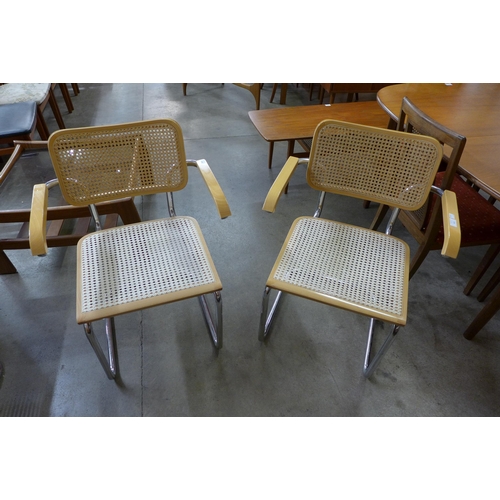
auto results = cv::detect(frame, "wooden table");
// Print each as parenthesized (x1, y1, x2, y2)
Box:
(378, 83, 500, 337)
(377, 83, 500, 200)
(249, 101, 392, 168)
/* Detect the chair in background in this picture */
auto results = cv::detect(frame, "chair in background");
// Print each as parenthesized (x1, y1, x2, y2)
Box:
(0, 101, 37, 157)
(233, 83, 262, 109)
(318, 83, 395, 104)
(182, 83, 224, 97)
(258, 119, 460, 377)
(369, 97, 500, 283)
(270, 84, 288, 105)
(0, 83, 65, 140)
(29, 119, 231, 380)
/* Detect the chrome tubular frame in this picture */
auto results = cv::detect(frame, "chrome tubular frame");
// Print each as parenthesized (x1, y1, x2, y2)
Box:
(313, 191, 327, 218)
(384, 207, 401, 236)
(166, 192, 176, 217)
(88, 204, 102, 231)
(363, 318, 400, 378)
(258, 287, 283, 341)
(84, 318, 118, 380)
(198, 291, 223, 349)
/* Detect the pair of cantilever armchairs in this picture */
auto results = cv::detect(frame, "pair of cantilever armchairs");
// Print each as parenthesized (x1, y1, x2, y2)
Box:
(26, 97, 461, 380)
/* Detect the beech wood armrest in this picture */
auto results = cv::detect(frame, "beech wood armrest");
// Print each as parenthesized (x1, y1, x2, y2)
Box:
(440, 189, 461, 258)
(29, 180, 59, 256)
(187, 159, 231, 219)
(262, 156, 306, 213)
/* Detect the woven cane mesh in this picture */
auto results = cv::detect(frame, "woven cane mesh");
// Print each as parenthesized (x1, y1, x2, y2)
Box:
(271, 217, 408, 320)
(48, 120, 188, 206)
(79, 217, 219, 318)
(307, 121, 441, 210)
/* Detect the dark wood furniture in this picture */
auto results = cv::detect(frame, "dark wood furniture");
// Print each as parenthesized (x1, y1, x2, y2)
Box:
(377, 83, 500, 200)
(319, 83, 395, 104)
(0, 102, 37, 157)
(464, 281, 500, 339)
(377, 84, 500, 337)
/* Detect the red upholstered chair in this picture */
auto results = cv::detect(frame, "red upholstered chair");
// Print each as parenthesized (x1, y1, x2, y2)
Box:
(370, 97, 500, 284)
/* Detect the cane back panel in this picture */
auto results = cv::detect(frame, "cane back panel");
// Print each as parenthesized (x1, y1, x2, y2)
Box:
(306, 120, 442, 211)
(48, 119, 189, 206)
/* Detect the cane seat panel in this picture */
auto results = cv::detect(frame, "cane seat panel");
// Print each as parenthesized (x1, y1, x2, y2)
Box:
(77, 216, 221, 323)
(267, 217, 409, 325)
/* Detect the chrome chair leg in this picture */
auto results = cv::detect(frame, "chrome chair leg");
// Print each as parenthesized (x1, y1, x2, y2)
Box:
(363, 318, 400, 378)
(198, 291, 223, 349)
(258, 286, 284, 341)
(84, 318, 118, 380)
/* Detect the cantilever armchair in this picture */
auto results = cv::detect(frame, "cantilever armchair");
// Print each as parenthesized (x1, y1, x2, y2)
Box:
(29, 119, 231, 380)
(259, 119, 461, 377)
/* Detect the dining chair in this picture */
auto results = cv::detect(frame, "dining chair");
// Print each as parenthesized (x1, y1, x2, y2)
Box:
(0, 83, 65, 140)
(369, 97, 500, 285)
(29, 119, 231, 380)
(0, 101, 37, 157)
(258, 119, 460, 377)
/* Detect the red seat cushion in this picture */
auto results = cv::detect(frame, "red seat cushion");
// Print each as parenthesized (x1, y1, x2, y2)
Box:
(428, 172, 500, 246)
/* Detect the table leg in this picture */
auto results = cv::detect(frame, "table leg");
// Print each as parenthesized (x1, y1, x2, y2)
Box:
(280, 84, 288, 105)
(268, 142, 274, 169)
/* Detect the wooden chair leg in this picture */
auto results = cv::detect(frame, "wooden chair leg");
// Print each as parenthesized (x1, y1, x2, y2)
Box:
(280, 84, 287, 105)
(0, 249, 18, 274)
(369, 204, 390, 230)
(464, 284, 500, 340)
(464, 243, 500, 296)
(270, 84, 278, 103)
(36, 108, 50, 140)
(478, 265, 500, 302)
(48, 88, 66, 129)
(309, 84, 315, 101)
(71, 83, 80, 95)
(58, 84, 74, 113)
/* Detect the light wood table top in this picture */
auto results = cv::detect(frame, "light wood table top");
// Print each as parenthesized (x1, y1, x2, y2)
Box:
(377, 83, 500, 200)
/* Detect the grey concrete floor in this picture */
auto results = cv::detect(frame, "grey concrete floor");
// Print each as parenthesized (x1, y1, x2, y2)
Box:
(1, 83, 499, 417)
